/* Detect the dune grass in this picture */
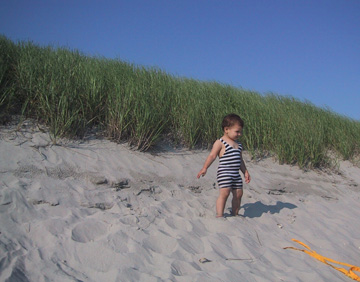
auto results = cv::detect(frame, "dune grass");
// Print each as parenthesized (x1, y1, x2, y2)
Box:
(1, 35, 359, 168)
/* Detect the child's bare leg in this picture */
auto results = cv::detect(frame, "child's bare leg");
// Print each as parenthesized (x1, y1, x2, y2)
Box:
(216, 188, 231, 217)
(231, 188, 243, 216)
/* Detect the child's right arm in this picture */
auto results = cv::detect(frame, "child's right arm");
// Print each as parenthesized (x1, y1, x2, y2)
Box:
(197, 140, 222, 178)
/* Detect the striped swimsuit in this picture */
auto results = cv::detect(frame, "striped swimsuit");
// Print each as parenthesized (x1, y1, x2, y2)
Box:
(217, 138, 243, 189)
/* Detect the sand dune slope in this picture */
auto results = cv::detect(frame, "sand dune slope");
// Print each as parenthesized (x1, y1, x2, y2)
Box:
(1, 121, 359, 281)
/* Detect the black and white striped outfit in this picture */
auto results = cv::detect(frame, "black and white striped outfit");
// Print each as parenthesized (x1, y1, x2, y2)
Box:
(217, 138, 243, 189)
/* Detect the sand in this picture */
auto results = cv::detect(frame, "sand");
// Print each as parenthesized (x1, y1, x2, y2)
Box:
(1, 119, 359, 282)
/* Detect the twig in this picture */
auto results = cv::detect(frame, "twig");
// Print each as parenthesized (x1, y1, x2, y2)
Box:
(57, 144, 96, 160)
(226, 258, 254, 262)
(254, 229, 262, 246)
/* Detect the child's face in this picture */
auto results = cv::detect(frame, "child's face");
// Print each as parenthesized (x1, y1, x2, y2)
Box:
(225, 123, 243, 140)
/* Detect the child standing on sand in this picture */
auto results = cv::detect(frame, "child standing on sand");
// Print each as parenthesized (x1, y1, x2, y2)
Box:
(197, 114, 251, 217)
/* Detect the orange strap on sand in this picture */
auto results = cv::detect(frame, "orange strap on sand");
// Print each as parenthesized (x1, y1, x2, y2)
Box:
(284, 239, 360, 281)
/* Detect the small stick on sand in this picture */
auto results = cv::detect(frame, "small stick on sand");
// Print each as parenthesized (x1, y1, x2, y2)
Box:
(255, 229, 262, 246)
(226, 258, 254, 262)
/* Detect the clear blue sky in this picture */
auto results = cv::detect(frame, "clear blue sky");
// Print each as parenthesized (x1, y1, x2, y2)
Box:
(1, 0, 359, 120)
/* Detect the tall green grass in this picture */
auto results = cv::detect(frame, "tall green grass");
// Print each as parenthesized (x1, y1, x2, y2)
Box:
(0, 35, 19, 119)
(1, 35, 359, 167)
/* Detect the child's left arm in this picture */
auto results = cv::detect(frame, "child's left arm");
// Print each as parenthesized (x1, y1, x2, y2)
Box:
(240, 151, 251, 184)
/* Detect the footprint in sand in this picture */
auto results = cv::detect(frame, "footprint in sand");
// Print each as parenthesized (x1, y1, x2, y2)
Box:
(142, 231, 178, 255)
(171, 260, 201, 276)
(108, 231, 130, 253)
(177, 235, 205, 254)
(165, 216, 192, 232)
(71, 220, 107, 243)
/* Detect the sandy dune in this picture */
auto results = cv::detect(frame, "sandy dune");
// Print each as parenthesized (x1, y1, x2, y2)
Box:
(1, 120, 359, 281)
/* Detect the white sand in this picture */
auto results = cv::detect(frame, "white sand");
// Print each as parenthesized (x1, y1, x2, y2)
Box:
(1, 119, 359, 281)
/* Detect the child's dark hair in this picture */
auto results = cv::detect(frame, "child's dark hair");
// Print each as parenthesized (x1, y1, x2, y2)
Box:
(222, 113, 244, 130)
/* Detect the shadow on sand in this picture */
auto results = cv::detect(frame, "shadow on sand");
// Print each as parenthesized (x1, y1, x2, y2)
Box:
(241, 201, 297, 218)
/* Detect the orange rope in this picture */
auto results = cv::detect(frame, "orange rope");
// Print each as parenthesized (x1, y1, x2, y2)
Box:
(284, 239, 360, 281)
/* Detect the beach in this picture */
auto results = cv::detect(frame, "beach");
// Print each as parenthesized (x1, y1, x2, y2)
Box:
(1, 119, 359, 282)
